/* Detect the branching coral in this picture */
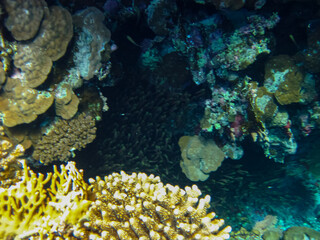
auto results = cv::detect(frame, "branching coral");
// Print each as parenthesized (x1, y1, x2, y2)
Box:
(0, 126, 25, 187)
(0, 160, 232, 239)
(32, 113, 97, 164)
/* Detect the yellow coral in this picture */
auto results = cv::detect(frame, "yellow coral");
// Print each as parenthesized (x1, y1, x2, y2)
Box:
(0, 161, 231, 239)
(0, 126, 25, 187)
(0, 83, 54, 127)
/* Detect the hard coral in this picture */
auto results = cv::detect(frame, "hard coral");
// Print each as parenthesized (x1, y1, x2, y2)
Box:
(12, 5, 73, 88)
(0, 82, 54, 127)
(179, 135, 225, 181)
(3, 0, 47, 41)
(0, 127, 25, 187)
(73, 7, 111, 80)
(54, 83, 80, 120)
(34, 6, 73, 61)
(13, 44, 53, 88)
(264, 55, 303, 105)
(32, 113, 96, 164)
(0, 160, 232, 239)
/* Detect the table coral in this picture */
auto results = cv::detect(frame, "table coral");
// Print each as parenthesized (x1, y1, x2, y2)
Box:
(0, 160, 232, 239)
(283, 226, 320, 240)
(32, 113, 97, 164)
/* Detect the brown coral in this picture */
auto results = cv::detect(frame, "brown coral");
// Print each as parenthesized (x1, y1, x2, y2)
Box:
(12, 5, 73, 88)
(3, 0, 47, 41)
(32, 113, 96, 164)
(54, 83, 80, 119)
(0, 82, 54, 127)
(264, 55, 303, 105)
(283, 226, 320, 240)
(13, 44, 52, 88)
(33, 5, 73, 61)
(86, 171, 231, 239)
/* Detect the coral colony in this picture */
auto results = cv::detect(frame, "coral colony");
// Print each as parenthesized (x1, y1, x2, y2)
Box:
(0, 0, 320, 239)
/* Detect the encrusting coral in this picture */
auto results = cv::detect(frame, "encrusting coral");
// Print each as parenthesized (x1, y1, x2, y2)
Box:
(0, 159, 232, 239)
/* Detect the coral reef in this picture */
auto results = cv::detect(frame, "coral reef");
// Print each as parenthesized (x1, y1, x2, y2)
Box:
(0, 80, 54, 127)
(0, 160, 231, 239)
(146, 0, 177, 36)
(264, 55, 303, 105)
(0, 2, 74, 128)
(72, 7, 112, 81)
(179, 135, 225, 181)
(0, 2, 111, 132)
(54, 83, 80, 120)
(3, 0, 47, 41)
(0, 126, 24, 187)
(88, 82, 203, 183)
(32, 113, 96, 164)
(13, 5, 73, 88)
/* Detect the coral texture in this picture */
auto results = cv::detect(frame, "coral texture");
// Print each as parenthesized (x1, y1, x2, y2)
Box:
(73, 7, 111, 80)
(179, 135, 225, 181)
(0, 82, 54, 127)
(32, 113, 96, 164)
(264, 55, 303, 105)
(13, 5, 73, 88)
(0, 126, 24, 187)
(54, 83, 80, 120)
(3, 0, 47, 41)
(0, 160, 232, 239)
